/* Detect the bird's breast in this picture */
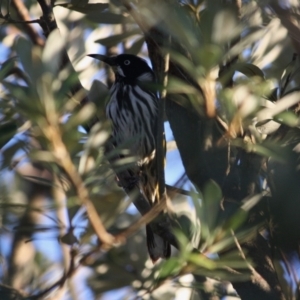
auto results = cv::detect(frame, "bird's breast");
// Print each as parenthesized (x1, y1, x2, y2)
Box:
(106, 83, 158, 157)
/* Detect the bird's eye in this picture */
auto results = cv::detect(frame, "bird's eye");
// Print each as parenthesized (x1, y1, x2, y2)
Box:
(124, 60, 131, 65)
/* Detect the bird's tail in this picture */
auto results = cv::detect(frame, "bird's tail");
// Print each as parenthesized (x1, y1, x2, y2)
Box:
(141, 159, 171, 262)
(146, 224, 171, 263)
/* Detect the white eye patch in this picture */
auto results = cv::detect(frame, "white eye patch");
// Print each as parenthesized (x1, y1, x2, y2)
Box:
(117, 66, 125, 77)
(124, 60, 131, 65)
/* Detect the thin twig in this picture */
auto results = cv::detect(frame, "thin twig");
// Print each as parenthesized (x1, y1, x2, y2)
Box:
(42, 123, 114, 247)
(166, 184, 193, 197)
(10, 0, 45, 46)
(53, 175, 77, 299)
(157, 51, 169, 198)
(231, 229, 271, 292)
(0, 17, 41, 24)
(36, 0, 57, 36)
(115, 196, 168, 242)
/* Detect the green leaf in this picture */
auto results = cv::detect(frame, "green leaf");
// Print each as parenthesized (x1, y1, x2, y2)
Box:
(167, 77, 198, 94)
(0, 57, 16, 81)
(125, 37, 145, 55)
(212, 9, 240, 44)
(2, 81, 31, 101)
(203, 180, 222, 205)
(274, 111, 299, 127)
(15, 37, 43, 83)
(207, 235, 235, 253)
(14, 37, 33, 80)
(175, 214, 195, 241)
(42, 29, 66, 76)
(1, 139, 26, 169)
(2, 81, 43, 119)
(83, 122, 110, 150)
(173, 227, 193, 258)
(95, 29, 141, 47)
(216, 258, 249, 270)
(222, 209, 248, 232)
(55, 72, 79, 105)
(202, 180, 222, 231)
(257, 91, 300, 121)
(197, 45, 223, 70)
(88, 80, 109, 119)
(241, 192, 265, 212)
(253, 143, 288, 163)
(158, 257, 183, 279)
(87, 12, 126, 24)
(64, 102, 96, 130)
(57, 3, 127, 23)
(56, 3, 108, 13)
(233, 63, 265, 79)
(232, 139, 289, 163)
(188, 253, 217, 270)
(29, 150, 56, 163)
(169, 50, 199, 79)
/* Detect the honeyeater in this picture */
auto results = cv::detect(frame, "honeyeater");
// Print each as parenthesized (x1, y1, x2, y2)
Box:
(89, 53, 171, 262)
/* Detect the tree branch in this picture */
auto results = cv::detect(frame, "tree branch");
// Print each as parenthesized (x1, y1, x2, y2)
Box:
(36, 0, 57, 36)
(42, 122, 114, 246)
(10, 0, 44, 46)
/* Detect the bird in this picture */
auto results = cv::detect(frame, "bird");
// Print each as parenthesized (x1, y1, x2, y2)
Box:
(88, 53, 171, 262)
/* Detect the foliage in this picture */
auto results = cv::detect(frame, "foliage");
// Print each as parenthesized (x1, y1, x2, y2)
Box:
(1, 0, 300, 300)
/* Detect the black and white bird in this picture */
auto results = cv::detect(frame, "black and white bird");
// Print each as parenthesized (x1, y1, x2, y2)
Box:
(89, 53, 171, 262)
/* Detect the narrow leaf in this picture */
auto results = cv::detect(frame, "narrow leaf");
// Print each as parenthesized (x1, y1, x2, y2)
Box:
(95, 29, 141, 47)
(87, 12, 126, 24)
(274, 111, 299, 127)
(0, 121, 18, 149)
(234, 63, 265, 79)
(56, 3, 108, 13)
(14, 37, 34, 80)
(42, 29, 66, 76)
(126, 37, 145, 55)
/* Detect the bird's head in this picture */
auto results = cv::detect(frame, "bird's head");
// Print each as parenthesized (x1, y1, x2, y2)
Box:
(88, 54, 154, 81)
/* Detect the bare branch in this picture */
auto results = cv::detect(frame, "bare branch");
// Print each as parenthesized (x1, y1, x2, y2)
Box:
(231, 229, 271, 293)
(10, 0, 44, 46)
(157, 50, 169, 199)
(36, 0, 57, 36)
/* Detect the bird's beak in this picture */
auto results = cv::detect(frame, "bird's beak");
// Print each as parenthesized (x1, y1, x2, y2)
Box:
(88, 54, 117, 66)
